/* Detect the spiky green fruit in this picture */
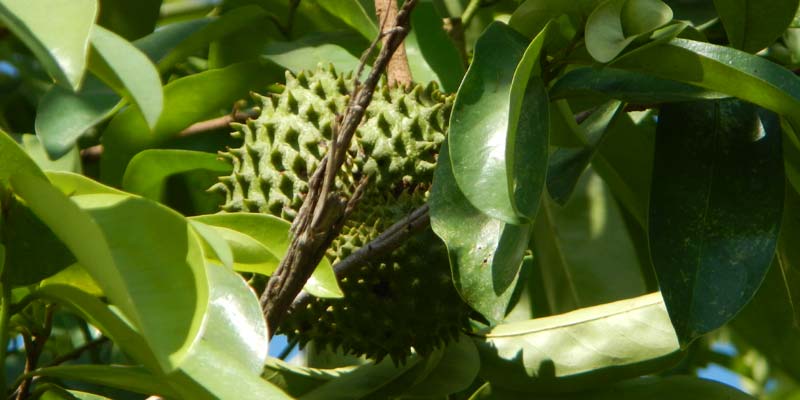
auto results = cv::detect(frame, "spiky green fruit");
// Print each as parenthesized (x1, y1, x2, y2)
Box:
(212, 66, 470, 363)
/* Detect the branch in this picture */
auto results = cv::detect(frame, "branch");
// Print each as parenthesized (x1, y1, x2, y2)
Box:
(42, 336, 109, 368)
(291, 204, 430, 309)
(259, 0, 420, 337)
(375, 0, 413, 87)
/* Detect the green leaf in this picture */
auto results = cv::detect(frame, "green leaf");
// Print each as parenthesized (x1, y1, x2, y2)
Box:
(585, 0, 672, 63)
(430, 141, 530, 323)
(713, 0, 800, 53)
(35, 20, 211, 159)
(316, 0, 377, 40)
(1, 194, 75, 287)
(101, 59, 283, 185)
(649, 99, 784, 344)
(532, 174, 647, 315)
(34, 284, 159, 370)
(0, 0, 97, 90)
(405, 1, 465, 93)
(157, 5, 268, 72)
(546, 100, 623, 205)
(89, 25, 163, 130)
(17, 134, 82, 174)
(611, 38, 800, 129)
(167, 264, 284, 399)
(203, 225, 279, 274)
(122, 149, 231, 202)
(508, 0, 599, 39)
(189, 221, 235, 269)
(40, 264, 103, 297)
(190, 213, 343, 299)
(97, 0, 161, 40)
(732, 260, 800, 382)
(471, 376, 754, 399)
(41, 388, 113, 400)
(0, 130, 45, 188)
(550, 67, 728, 103)
(448, 21, 549, 224)
(11, 175, 209, 373)
(262, 33, 365, 74)
(45, 171, 127, 196)
(263, 358, 352, 398)
(300, 357, 423, 400)
(31, 365, 175, 397)
(475, 292, 680, 393)
(401, 336, 481, 398)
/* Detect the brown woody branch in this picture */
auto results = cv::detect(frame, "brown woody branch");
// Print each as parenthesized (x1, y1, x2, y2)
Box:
(375, 0, 413, 87)
(291, 204, 430, 309)
(259, 0, 419, 337)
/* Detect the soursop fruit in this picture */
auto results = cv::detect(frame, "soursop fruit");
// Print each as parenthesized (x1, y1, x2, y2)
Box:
(212, 65, 471, 363)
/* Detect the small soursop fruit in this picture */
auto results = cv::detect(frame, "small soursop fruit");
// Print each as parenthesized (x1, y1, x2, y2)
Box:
(212, 65, 471, 363)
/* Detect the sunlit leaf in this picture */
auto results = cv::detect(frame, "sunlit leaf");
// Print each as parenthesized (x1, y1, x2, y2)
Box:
(0, 0, 97, 90)
(122, 149, 231, 202)
(31, 365, 174, 397)
(475, 292, 680, 393)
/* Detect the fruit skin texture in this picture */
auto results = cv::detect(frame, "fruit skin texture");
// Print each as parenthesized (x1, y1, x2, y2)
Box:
(212, 65, 471, 363)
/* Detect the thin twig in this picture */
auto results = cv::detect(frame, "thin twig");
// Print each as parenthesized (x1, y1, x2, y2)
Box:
(42, 336, 109, 368)
(79, 108, 259, 161)
(461, 0, 482, 27)
(259, 0, 420, 337)
(15, 305, 54, 400)
(291, 204, 431, 309)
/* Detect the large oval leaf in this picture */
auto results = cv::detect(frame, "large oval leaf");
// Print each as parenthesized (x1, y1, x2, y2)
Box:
(585, 0, 672, 63)
(89, 25, 163, 130)
(122, 149, 232, 202)
(430, 142, 530, 323)
(713, 0, 800, 53)
(649, 99, 784, 345)
(0, 0, 97, 90)
(0, 130, 45, 188)
(448, 21, 549, 224)
(611, 38, 800, 130)
(475, 292, 680, 393)
(10, 175, 208, 373)
(471, 376, 754, 399)
(101, 59, 283, 185)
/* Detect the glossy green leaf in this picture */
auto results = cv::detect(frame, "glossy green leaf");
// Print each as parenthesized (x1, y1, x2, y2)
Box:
(40, 264, 103, 297)
(401, 336, 481, 398)
(508, 0, 599, 39)
(611, 38, 800, 129)
(190, 213, 343, 299)
(300, 357, 423, 400)
(0, 0, 97, 90)
(34, 284, 159, 370)
(45, 171, 127, 196)
(41, 388, 112, 400)
(11, 175, 208, 373)
(17, 134, 82, 173)
(448, 21, 549, 224)
(713, 0, 800, 53)
(532, 174, 647, 315)
(0, 130, 45, 188)
(546, 100, 623, 205)
(204, 226, 279, 274)
(475, 292, 680, 393)
(649, 99, 784, 344)
(101, 59, 283, 184)
(190, 221, 235, 269)
(1, 194, 75, 286)
(157, 5, 268, 72)
(430, 142, 530, 323)
(316, 0, 377, 40)
(31, 365, 175, 397)
(122, 149, 231, 202)
(471, 376, 754, 399)
(732, 260, 800, 381)
(405, 1, 465, 92)
(585, 0, 672, 63)
(89, 25, 163, 130)
(550, 67, 728, 103)
(97, 0, 161, 40)
(35, 19, 210, 159)
(167, 264, 283, 399)
(262, 33, 364, 74)
(263, 358, 351, 398)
